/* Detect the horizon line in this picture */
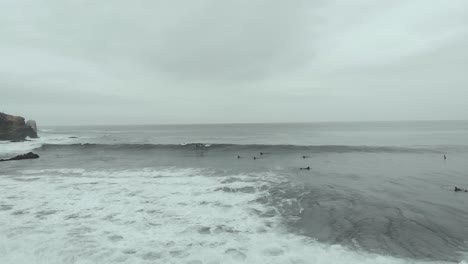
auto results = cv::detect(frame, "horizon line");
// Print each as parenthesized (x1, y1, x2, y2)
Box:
(40, 119, 468, 127)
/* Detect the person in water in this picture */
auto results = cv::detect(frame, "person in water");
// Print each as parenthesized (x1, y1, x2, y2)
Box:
(444, 155, 447, 160)
(237, 155, 242, 159)
(300, 166, 310, 170)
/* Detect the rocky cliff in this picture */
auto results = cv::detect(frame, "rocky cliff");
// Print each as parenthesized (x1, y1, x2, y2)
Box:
(0, 112, 38, 141)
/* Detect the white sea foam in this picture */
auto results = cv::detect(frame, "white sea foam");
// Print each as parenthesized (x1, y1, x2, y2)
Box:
(0, 133, 78, 156)
(0, 168, 457, 264)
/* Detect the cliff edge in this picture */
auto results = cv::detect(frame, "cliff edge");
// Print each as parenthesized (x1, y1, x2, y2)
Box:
(0, 112, 38, 141)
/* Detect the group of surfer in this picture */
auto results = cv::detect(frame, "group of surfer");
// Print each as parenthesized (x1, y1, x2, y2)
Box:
(237, 152, 311, 170)
(238, 153, 464, 192)
(237, 152, 271, 160)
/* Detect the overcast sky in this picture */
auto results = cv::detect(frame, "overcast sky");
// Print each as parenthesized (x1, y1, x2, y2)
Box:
(1, 0, 467, 125)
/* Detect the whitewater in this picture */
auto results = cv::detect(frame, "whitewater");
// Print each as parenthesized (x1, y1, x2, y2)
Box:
(1, 122, 468, 264)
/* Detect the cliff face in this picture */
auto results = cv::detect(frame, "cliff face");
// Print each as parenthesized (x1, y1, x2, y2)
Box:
(0, 112, 38, 141)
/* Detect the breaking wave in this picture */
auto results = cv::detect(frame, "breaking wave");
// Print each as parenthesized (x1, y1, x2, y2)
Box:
(35, 143, 449, 154)
(0, 167, 459, 264)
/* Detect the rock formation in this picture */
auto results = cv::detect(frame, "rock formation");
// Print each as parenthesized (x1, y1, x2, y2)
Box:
(0, 152, 40, 162)
(0, 112, 38, 141)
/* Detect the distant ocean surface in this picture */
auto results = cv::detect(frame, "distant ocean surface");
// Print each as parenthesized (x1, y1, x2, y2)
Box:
(1, 121, 468, 264)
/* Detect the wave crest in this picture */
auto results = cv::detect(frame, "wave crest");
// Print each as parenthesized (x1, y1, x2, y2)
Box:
(36, 143, 444, 154)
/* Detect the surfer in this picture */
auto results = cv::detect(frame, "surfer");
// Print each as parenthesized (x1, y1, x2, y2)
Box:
(454, 187, 467, 192)
(300, 166, 310, 170)
(237, 155, 242, 159)
(302, 155, 309, 159)
(444, 155, 447, 160)
(253, 156, 257, 160)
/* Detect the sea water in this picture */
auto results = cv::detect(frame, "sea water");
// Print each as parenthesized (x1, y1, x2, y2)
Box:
(1, 122, 467, 263)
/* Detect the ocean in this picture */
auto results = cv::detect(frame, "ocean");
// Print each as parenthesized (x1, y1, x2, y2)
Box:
(1, 121, 467, 264)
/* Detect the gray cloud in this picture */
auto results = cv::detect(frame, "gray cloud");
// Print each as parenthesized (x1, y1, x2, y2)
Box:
(148, 1, 315, 82)
(1, 0, 468, 125)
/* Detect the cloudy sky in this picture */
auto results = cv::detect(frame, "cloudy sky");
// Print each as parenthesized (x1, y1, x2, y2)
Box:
(1, 0, 467, 125)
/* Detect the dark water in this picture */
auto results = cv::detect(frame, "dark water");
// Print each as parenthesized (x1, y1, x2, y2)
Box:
(1, 121, 468, 263)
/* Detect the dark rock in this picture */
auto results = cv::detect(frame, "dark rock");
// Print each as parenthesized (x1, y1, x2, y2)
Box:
(0, 112, 38, 141)
(0, 152, 39, 162)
